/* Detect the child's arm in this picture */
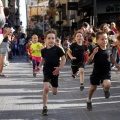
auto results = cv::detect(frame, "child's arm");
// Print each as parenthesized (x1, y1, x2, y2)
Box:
(39, 58, 45, 68)
(35, 58, 45, 72)
(53, 55, 66, 75)
(110, 54, 120, 70)
(67, 49, 76, 60)
(36, 43, 44, 51)
(87, 47, 98, 63)
(37, 46, 44, 51)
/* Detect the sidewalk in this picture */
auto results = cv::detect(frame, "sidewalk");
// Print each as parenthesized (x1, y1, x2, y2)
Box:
(0, 56, 120, 120)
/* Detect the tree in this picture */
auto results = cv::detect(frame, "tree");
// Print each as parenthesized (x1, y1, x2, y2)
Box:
(30, 15, 43, 23)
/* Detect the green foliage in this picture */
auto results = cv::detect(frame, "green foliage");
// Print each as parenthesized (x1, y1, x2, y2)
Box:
(26, 27, 43, 38)
(27, 15, 44, 37)
(56, 21, 63, 26)
(30, 15, 43, 22)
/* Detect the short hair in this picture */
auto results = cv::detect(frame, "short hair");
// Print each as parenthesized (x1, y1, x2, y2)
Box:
(44, 29, 57, 39)
(74, 30, 83, 37)
(56, 37, 61, 41)
(32, 34, 38, 38)
(4, 8, 10, 17)
(96, 31, 106, 40)
(82, 22, 89, 27)
(91, 33, 96, 37)
(99, 23, 107, 30)
(88, 38, 93, 42)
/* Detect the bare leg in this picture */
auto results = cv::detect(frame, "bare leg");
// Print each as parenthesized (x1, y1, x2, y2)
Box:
(42, 82, 49, 106)
(87, 85, 97, 110)
(88, 85, 97, 101)
(0, 55, 5, 74)
(102, 79, 111, 98)
(51, 87, 58, 95)
(79, 68, 85, 91)
(79, 68, 84, 84)
(103, 79, 111, 90)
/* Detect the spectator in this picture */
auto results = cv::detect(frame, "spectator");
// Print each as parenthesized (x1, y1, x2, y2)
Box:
(110, 22, 117, 34)
(4, 7, 12, 28)
(0, 0, 5, 44)
(19, 33, 26, 55)
(0, 7, 11, 77)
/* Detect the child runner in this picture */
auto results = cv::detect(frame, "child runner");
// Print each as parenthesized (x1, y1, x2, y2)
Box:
(55, 37, 64, 52)
(87, 31, 120, 111)
(30, 34, 43, 77)
(26, 39, 32, 64)
(67, 31, 88, 91)
(36, 29, 66, 115)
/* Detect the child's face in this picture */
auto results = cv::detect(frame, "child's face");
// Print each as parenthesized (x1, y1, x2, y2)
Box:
(88, 28, 93, 34)
(56, 40, 61, 46)
(28, 40, 32, 45)
(103, 27, 109, 33)
(75, 33, 83, 43)
(32, 35, 38, 43)
(97, 33, 108, 47)
(45, 33, 56, 47)
(111, 22, 116, 28)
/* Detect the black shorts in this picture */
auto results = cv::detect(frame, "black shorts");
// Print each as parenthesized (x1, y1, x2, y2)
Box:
(90, 73, 111, 85)
(43, 72, 59, 88)
(71, 61, 84, 74)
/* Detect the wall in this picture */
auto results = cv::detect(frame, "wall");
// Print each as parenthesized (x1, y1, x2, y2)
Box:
(2, 0, 8, 7)
(19, 0, 27, 29)
(97, 0, 120, 14)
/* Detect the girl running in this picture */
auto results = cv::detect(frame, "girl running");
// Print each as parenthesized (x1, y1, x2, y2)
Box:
(30, 34, 43, 77)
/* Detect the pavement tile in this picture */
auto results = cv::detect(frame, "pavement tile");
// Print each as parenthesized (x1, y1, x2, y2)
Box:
(0, 57, 120, 120)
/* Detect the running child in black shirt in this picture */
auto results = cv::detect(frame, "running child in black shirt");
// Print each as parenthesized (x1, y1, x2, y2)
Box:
(87, 31, 120, 111)
(67, 31, 88, 91)
(36, 29, 66, 115)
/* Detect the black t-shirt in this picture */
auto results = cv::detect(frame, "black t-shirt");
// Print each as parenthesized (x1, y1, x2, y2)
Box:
(5, 18, 13, 28)
(92, 46, 112, 74)
(41, 45, 65, 73)
(70, 42, 87, 62)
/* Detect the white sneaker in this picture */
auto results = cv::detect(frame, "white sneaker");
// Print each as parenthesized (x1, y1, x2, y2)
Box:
(111, 67, 118, 71)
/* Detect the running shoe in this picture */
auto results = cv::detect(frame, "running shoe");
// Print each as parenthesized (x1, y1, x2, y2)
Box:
(42, 106, 48, 116)
(87, 101, 92, 111)
(80, 84, 84, 91)
(33, 73, 36, 77)
(71, 74, 76, 78)
(0, 74, 8, 78)
(104, 90, 110, 99)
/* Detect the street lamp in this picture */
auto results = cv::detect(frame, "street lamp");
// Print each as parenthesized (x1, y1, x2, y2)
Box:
(42, 7, 47, 35)
(56, 2, 63, 36)
(15, 9, 20, 31)
(47, 0, 57, 29)
(49, 15, 53, 28)
(93, 0, 97, 27)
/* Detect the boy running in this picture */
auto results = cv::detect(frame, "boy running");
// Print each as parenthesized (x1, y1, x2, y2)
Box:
(37, 29, 66, 115)
(87, 31, 120, 111)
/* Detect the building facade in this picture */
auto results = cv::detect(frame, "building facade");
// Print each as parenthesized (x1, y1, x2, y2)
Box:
(52, 0, 120, 29)
(2, 0, 20, 30)
(78, 0, 120, 27)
